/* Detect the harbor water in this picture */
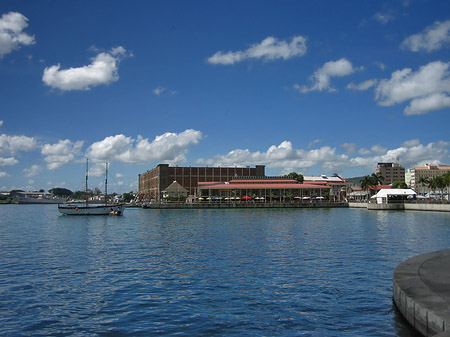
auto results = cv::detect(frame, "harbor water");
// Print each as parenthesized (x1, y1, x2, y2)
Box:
(1, 205, 450, 336)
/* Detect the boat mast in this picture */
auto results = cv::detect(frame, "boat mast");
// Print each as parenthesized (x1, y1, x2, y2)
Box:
(104, 162, 108, 206)
(85, 158, 89, 207)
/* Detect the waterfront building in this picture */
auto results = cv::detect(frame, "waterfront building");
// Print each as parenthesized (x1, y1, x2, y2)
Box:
(138, 164, 265, 202)
(197, 176, 331, 202)
(162, 181, 188, 200)
(410, 163, 450, 192)
(303, 174, 348, 201)
(376, 162, 405, 185)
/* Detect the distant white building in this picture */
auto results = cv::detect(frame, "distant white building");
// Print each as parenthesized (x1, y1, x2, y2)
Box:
(371, 188, 416, 204)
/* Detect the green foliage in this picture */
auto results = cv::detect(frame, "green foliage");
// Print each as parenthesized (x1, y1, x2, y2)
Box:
(122, 192, 134, 203)
(287, 172, 304, 183)
(392, 181, 408, 189)
(72, 190, 93, 200)
(49, 187, 73, 197)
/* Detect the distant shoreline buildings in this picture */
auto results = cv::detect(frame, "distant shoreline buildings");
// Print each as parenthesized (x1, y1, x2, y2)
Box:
(138, 161, 450, 203)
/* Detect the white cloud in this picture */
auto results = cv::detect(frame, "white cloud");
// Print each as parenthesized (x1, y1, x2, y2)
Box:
(86, 129, 202, 164)
(0, 134, 37, 155)
(347, 79, 377, 91)
(196, 140, 450, 175)
(0, 171, 10, 178)
(374, 11, 394, 25)
(42, 47, 128, 91)
(401, 20, 450, 52)
(295, 58, 361, 93)
(375, 61, 450, 115)
(0, 157, 18, 166)
(0, 12, 35, 58)
(0, 120, 3, 126)
(404, 93, 450, 115)
(24, 164, 42, 177)
(41, 139, 84, 169)
(207, 35, 307, 65)
(0, 134, 37, 166)
(154, 86, 165, 95)
(116, 173, 124, 178)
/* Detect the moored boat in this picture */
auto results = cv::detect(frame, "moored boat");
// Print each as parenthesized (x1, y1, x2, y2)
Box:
(58, 160, 124, 216)
(58, 203, 125, 215)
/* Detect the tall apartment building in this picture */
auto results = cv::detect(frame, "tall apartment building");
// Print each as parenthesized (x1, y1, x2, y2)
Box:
(410, 163, 450, 192)
(375, 162, 405, 185)
(138, 164, 265, 201)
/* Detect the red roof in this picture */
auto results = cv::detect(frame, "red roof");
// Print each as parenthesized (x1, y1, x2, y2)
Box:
(198, 182, 330, 190)
(230, 179, 297, 184)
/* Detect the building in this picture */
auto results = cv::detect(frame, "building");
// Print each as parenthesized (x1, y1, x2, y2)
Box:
(138, 164, 265, 202)
(198, 176, 331, 202)
(375, 162, 405, 185)
(303, 174, 348, 201)
(410, 163, 450, 192)
(162, 181, 189, 200)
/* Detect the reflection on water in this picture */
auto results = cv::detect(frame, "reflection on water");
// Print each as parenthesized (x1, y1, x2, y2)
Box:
(0, 205, 449, 336)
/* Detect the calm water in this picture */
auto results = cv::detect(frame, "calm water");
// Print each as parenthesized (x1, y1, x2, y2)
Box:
(1, 205, 450, 336)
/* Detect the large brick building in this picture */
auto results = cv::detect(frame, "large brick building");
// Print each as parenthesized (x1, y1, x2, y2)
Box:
(138, 164, 265, 201)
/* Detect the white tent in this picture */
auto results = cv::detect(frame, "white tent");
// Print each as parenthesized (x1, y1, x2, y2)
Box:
(371, 189, 416, 204)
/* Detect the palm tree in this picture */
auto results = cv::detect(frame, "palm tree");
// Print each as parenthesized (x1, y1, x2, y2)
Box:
(371, 172, 384, 187)
(360, 175, 374, 202)
(417, 176, 430, 196)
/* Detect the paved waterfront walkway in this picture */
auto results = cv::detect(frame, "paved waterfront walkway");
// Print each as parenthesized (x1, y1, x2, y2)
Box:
(394, 249, 450, 337)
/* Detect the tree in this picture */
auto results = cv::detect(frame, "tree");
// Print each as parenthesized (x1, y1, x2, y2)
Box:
(360, 175, 374, 202)
(287, 172, 304, 183)
(371, 172, 384, 187)
(392, 181, 408, 189)
(122, 192, 134, 203)
(417, 176, 430, 195)
(49, 187, 73, 197)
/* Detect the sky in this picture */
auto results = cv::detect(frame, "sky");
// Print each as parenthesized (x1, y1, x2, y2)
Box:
(1, 0, 450, 193)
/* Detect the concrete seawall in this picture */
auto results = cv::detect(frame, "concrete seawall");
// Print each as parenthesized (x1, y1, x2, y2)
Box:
(394, 250, 450, 337)
(349, 202, 450, 212)
(144, 202, 348, 209)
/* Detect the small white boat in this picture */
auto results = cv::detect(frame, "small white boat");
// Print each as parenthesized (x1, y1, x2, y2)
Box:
(58, 160, 124, 216)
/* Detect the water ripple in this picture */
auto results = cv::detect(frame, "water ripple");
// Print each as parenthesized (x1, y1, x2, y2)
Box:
(1, 206, 447, 336)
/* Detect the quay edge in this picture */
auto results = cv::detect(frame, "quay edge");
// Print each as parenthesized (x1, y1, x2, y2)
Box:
(393, 250, 450, 337)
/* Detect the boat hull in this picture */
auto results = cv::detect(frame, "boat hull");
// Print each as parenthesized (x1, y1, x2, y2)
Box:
(58, 204, 125, 215)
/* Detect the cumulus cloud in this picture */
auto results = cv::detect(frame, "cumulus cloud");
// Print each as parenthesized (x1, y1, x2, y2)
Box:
(347, 79, 377, 91)
(0, 157, 17, 166)
(404, 93, 450, 115)
(207, 36, 307, 65)
(295, 58, 361, 93)
(0, 171, 10, 178)
(24, 164, 42, 177)
(0, 134, 37, 166)
(42, 46, 129, 91)
(401, 20, 450, 52)
(196, 140, 450, 174)
(86, 129, 202, 164)
(0, 12, 35, 58)
(375, 61, 450, 115)
(0, 134, 37, 154)
(0, 120, 3, 126)
(41, 139, 84, 169)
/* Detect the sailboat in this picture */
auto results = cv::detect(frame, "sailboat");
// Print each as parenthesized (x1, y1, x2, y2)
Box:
(58, 160, 125, 216)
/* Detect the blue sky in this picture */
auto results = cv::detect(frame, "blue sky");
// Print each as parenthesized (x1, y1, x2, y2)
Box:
(1, 0, 450, 193)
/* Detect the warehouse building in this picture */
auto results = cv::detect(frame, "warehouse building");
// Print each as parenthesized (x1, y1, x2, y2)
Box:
(138, 164, 265, 202)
